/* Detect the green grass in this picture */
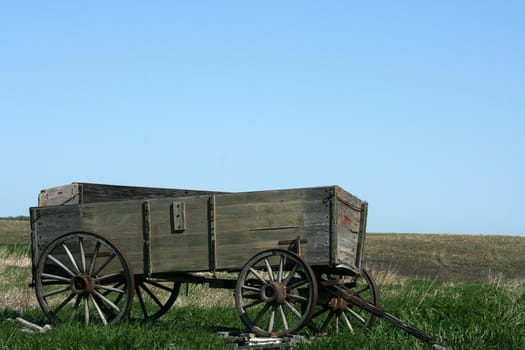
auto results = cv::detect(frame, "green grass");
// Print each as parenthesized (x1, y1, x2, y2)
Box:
(1, 280, 523, 349)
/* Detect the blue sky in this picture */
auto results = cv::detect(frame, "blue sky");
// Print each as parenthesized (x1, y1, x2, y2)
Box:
(1, 2, 523, 235)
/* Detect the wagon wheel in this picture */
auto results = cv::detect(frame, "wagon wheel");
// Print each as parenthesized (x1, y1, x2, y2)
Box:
(235, 249, 318, 337)
(307, 268, 379, 334)
(130, 276, 181, 320)
(35, 232, 135, 325)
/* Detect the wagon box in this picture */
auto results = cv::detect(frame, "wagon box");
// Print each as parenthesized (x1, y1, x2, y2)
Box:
(31, 184, 367, 276)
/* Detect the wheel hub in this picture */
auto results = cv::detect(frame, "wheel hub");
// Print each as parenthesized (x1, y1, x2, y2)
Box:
(71, 274, 95, 295)
(328, 296, 349, 312)
(260, 282, 287, 305)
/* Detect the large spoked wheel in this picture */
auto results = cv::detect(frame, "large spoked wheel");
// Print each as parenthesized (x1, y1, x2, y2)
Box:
(235, 249, 318, 337)
(35, 232, 135, 325)
(307, 268, 379, 334)
(131, 276, 180, 320)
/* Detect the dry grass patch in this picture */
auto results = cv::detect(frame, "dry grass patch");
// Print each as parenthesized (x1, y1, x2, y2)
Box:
(0, 220, 30, 245)
(0, 249, 37, 311)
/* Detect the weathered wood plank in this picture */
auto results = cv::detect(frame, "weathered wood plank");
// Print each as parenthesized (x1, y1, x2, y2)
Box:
(30, 205, 82, 272)
(79, 201, 145, 274)
(148, 197, 210, 273)
(38, 182, 223, 207)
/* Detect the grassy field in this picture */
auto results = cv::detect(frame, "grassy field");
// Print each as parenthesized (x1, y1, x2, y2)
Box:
(0, 219, 524, 349)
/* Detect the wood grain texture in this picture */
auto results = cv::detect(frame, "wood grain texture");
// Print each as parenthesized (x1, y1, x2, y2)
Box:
(38, 182, 223, 207)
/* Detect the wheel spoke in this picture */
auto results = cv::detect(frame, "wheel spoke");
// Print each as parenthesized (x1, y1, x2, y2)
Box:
(92, 252, 116, 276)
(242, 291, 260, 298)
(287, 279, 309, 291)
(84, 296, 90, 325)
(284, 300, 302, 319)
(282, 263, 299, 286)
(139, 282, 163, 308)
(345, 306, 366, 323)
(48, 254, 75, 277)
(286, 293, 307, 302)
(355, 285, 370, 295)
(79, 237, 86, 273)
(249, 267, 268, 285)
(243, 298, 264, 310)
(252, 302, 271, 325)
(93, 290, 121, 313)
(278, 256, 284, 282)
(135, 284, 148, 318)
(278, 305, 289, 331)
(268, 307, 276, 333)
(264, 258, 274, 282)
(144, 279, 173, 292)
(43, 285, 71, 298)
(90, 294, 108, 325)
(241, 284, 261, 293)
(341, 311, 354, 333)
(97, 272, 124, 283)
(62, 243, 81, 274)
(95, 283, 126, 294)
(320, 311, 335, 332)
(310, 305, 330, 320)
(70, 295, 82, 321)
(41, 272, 71, 284)
(53, 292, 76, 315)
(88, 242, 101, 275)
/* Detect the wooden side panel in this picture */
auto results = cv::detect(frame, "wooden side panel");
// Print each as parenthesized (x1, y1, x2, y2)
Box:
(148, 197, 210, 273)
(80, 183, 220, 204)
(37, 182, 224, 207)
(79, 201, 145, 274)
(214, 187, 332, 270)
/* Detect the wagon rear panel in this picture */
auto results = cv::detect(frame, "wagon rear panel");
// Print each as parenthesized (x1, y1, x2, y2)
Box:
(332, 186, 368, 273)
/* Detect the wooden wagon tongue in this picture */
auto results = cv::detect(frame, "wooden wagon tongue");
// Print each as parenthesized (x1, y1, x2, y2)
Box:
(328, 285, 449, 349)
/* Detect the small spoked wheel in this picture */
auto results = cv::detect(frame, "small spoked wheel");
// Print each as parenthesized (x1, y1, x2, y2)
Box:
(235, 249, 318, 337)
(131, 276, 180, 320)
(307, 268, 379, 334)
(35, 232, 135, 325)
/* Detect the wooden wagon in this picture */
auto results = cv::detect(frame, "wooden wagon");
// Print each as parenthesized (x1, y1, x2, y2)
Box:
(30, 183, 439, 345)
